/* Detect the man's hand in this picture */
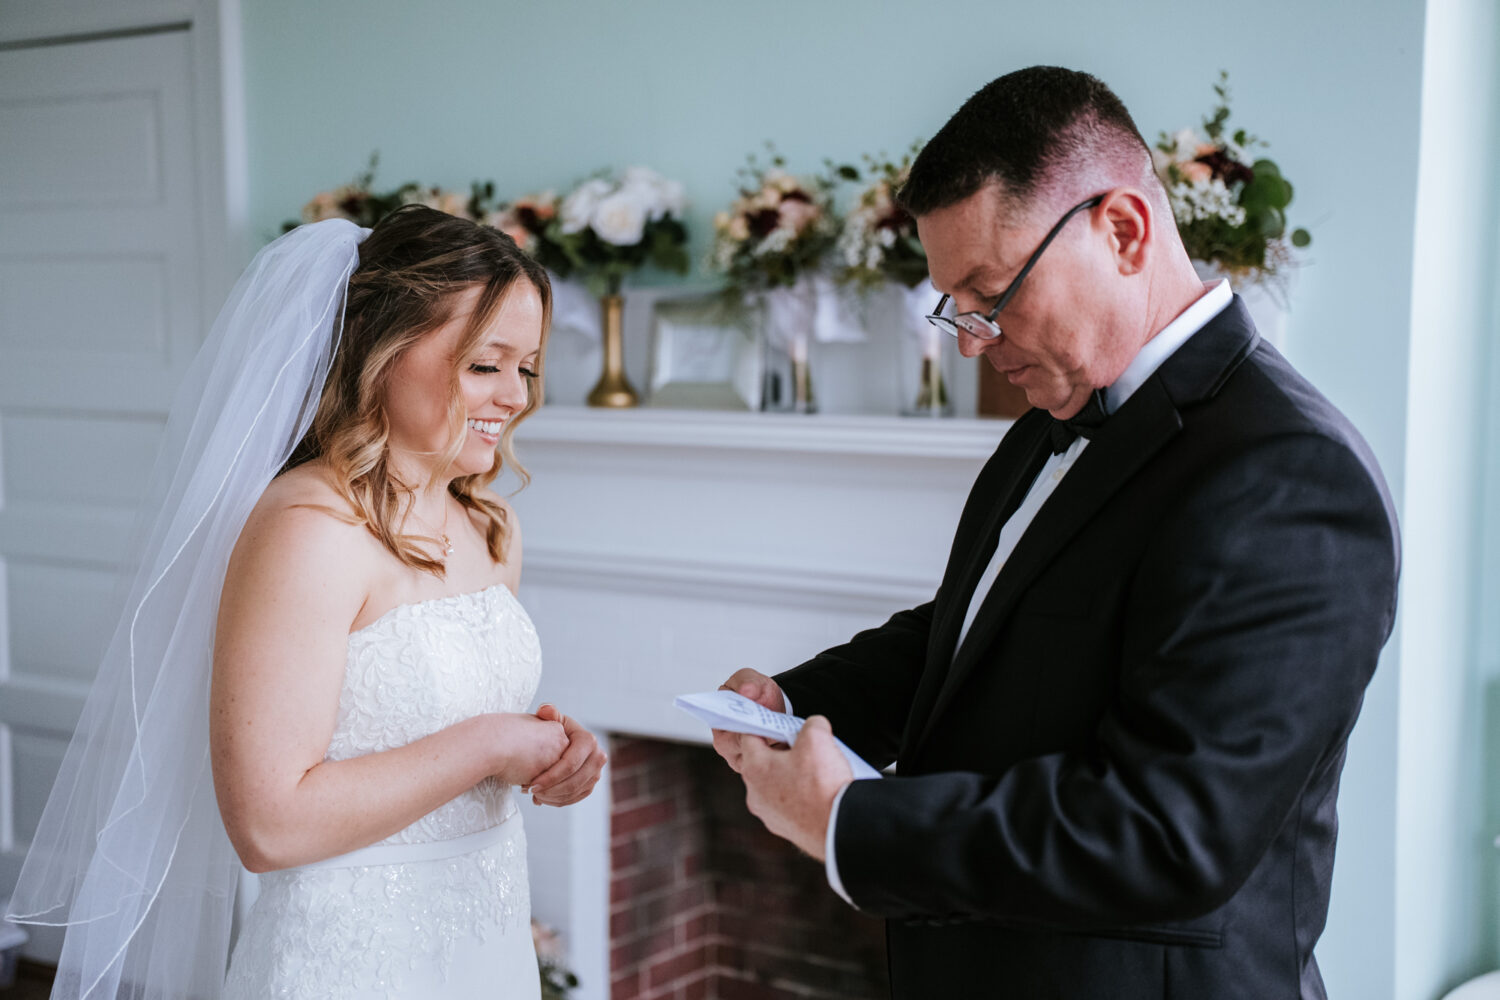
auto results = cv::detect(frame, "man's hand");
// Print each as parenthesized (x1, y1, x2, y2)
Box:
(739, 716, 853, 860)
(711, 667, 787, 773)
(526, 704, 607, 806)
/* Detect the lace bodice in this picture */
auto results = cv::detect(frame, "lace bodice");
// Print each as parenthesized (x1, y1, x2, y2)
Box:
(223, 583, 544, 1000)
(330, 583, 543, 844)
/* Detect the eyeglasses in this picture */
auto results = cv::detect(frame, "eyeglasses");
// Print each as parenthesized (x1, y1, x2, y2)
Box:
(926, 194, 1105, 341)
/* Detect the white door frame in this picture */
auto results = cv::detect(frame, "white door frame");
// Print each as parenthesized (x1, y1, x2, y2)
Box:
(0, 0, 243, 962)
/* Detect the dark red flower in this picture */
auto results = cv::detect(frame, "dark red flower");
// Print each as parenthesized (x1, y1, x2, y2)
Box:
(515, 205, 546, 234)
(1194, 149, 1254, 187)
(747, 207, 781, 238)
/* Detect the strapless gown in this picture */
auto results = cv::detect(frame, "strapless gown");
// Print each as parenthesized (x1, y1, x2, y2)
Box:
(222, 584, 544, 999)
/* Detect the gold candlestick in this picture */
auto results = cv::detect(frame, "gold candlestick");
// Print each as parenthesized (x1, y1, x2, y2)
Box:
(790, 356, 816, 413)
(911, 355, 949, 413)
(586, 293, 638, 408)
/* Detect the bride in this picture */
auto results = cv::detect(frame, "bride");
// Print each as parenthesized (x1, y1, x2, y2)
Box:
(7, 205, 604, 999)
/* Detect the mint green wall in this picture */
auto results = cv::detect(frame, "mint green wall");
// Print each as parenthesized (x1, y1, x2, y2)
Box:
(242, 2, 1440, 996)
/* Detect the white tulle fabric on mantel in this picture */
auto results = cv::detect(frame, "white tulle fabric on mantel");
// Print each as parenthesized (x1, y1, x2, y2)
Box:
(222, 583, 544, 1000)
(1191, 259, 1291, 349)
(762, 274, 867, 360)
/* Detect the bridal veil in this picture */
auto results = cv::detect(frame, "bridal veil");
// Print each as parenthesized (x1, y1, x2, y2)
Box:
(6, 220, 369, 999)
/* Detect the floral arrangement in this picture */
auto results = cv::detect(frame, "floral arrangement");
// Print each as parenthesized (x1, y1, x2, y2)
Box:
(284, 153, 485, 233)
(528, 167, 690, 297)
(479, 188, 558, 255)
(532, 919, 579, 1000)
(710, 148, 840, 296)
(1153, 73, 1311, 281)
(284, 159, 690, 301)
(833, 146, 929, 290)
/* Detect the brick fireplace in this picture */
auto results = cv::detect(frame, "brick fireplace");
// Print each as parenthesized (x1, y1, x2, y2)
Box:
(607, 736, 889, 1000)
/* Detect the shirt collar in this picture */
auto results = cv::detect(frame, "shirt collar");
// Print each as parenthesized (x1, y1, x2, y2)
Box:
(1104, 279, 1232, 414)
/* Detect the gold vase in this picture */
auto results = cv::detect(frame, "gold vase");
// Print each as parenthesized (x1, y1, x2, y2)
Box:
(586, 294, 638, 408)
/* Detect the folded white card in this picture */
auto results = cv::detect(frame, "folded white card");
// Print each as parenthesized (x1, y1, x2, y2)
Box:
(673, 689, 882, 780)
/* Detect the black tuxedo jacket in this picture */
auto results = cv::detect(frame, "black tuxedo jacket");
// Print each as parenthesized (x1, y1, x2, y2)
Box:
(776, 299, 1400, 1000)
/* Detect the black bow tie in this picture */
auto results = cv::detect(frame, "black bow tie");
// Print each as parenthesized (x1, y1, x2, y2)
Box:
(1047, 389, 1109, 454)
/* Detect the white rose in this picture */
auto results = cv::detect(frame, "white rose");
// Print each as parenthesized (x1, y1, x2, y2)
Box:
(1150, 146, 1175, 179)
(651, 176, 686, 220)
(559, 178, 613, 235)
(618, 168, 668, 221)
(435, 190, 470, 218)
(606, 166, 684, 222)
(637, 169, 685, 219)
(591, 190, 648, 246)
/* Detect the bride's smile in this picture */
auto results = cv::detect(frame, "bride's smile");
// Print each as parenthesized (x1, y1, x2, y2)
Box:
(382, 280, 544, 483)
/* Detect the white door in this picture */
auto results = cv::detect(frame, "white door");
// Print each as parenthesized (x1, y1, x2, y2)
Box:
(0, 24, 213, 960)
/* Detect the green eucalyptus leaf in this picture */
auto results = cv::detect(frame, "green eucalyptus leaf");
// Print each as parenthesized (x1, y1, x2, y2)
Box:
(1291, 228, 1312, 247)
(1251, 158, 1282, 179)
(1257, 205, 1286, 238)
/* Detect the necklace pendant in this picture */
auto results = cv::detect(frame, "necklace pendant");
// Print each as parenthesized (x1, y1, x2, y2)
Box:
(442, 534, 454, 557)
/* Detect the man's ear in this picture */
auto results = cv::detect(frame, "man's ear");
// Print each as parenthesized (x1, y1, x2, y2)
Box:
(1098, 188, 1153, 276)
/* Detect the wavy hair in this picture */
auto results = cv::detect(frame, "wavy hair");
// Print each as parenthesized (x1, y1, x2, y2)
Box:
(283, 204, 552, 577)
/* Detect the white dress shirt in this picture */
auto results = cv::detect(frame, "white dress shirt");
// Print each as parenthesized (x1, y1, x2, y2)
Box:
(820, 279, 1233, 905)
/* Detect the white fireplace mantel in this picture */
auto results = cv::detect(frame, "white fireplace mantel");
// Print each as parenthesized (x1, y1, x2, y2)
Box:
(516, 405, 1010, 458)
(509, 405, 1008, 744)
(507, 405, 1009, 1000)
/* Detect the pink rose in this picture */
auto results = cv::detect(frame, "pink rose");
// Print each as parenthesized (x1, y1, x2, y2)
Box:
(777, 197, 821, 234)
(1180, 161, 1213, 184)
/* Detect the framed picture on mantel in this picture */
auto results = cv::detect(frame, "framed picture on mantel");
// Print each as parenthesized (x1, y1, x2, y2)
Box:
(646, 295, 761, 411)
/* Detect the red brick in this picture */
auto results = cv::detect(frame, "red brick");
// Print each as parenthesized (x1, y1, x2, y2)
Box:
(636, 824, 691, 868)
(711, 940, 748, 970)
(612, 773, 643, 804)
(613, 799, 677, 837)
(647, 947, 706, 989)
(643, 762, 688, 797)
(669, 882, 707, 914)
(612, 840, 640, 871)
(610, 907, 636, 941)
(678, 912, 710, 945)
(714, 911, 757, 943)
(611, 862, 684, 906)
(609, 738, 659, 770)
(713, 974, 805, 1000)
(611, 969, 642, 1000)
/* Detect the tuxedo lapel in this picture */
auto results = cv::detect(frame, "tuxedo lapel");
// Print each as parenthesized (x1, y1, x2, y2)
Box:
(902, 421, 1054, 753)
(907, 298, 1262, 756)
(926, 420, 1054, 661)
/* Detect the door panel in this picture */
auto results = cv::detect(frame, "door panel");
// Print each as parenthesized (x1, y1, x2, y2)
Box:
(0, 27, 205, 922)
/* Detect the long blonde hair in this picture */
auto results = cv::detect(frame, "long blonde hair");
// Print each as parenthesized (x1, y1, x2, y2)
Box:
(283, 205, 552, 576)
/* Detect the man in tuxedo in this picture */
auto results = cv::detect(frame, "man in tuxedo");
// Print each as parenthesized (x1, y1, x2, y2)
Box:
(713, 66, 1399, 999)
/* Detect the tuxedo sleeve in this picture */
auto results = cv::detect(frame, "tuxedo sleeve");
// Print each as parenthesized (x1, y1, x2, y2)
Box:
(774, 600, 934, 771)
(830, 433, 1399, 924)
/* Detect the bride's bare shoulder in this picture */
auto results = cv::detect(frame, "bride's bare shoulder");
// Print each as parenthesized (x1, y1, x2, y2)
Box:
(232, 464, 377, 579)
(249, 465, 359, 529)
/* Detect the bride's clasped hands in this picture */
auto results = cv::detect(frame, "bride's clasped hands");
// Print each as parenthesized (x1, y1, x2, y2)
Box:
(526, 703, 608, 806)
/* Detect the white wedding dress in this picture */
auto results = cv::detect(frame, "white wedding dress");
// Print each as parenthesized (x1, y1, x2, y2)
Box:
(223, 583, 544, 999)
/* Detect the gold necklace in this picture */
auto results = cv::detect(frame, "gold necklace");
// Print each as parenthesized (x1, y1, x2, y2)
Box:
(406, 496, 455, 558)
